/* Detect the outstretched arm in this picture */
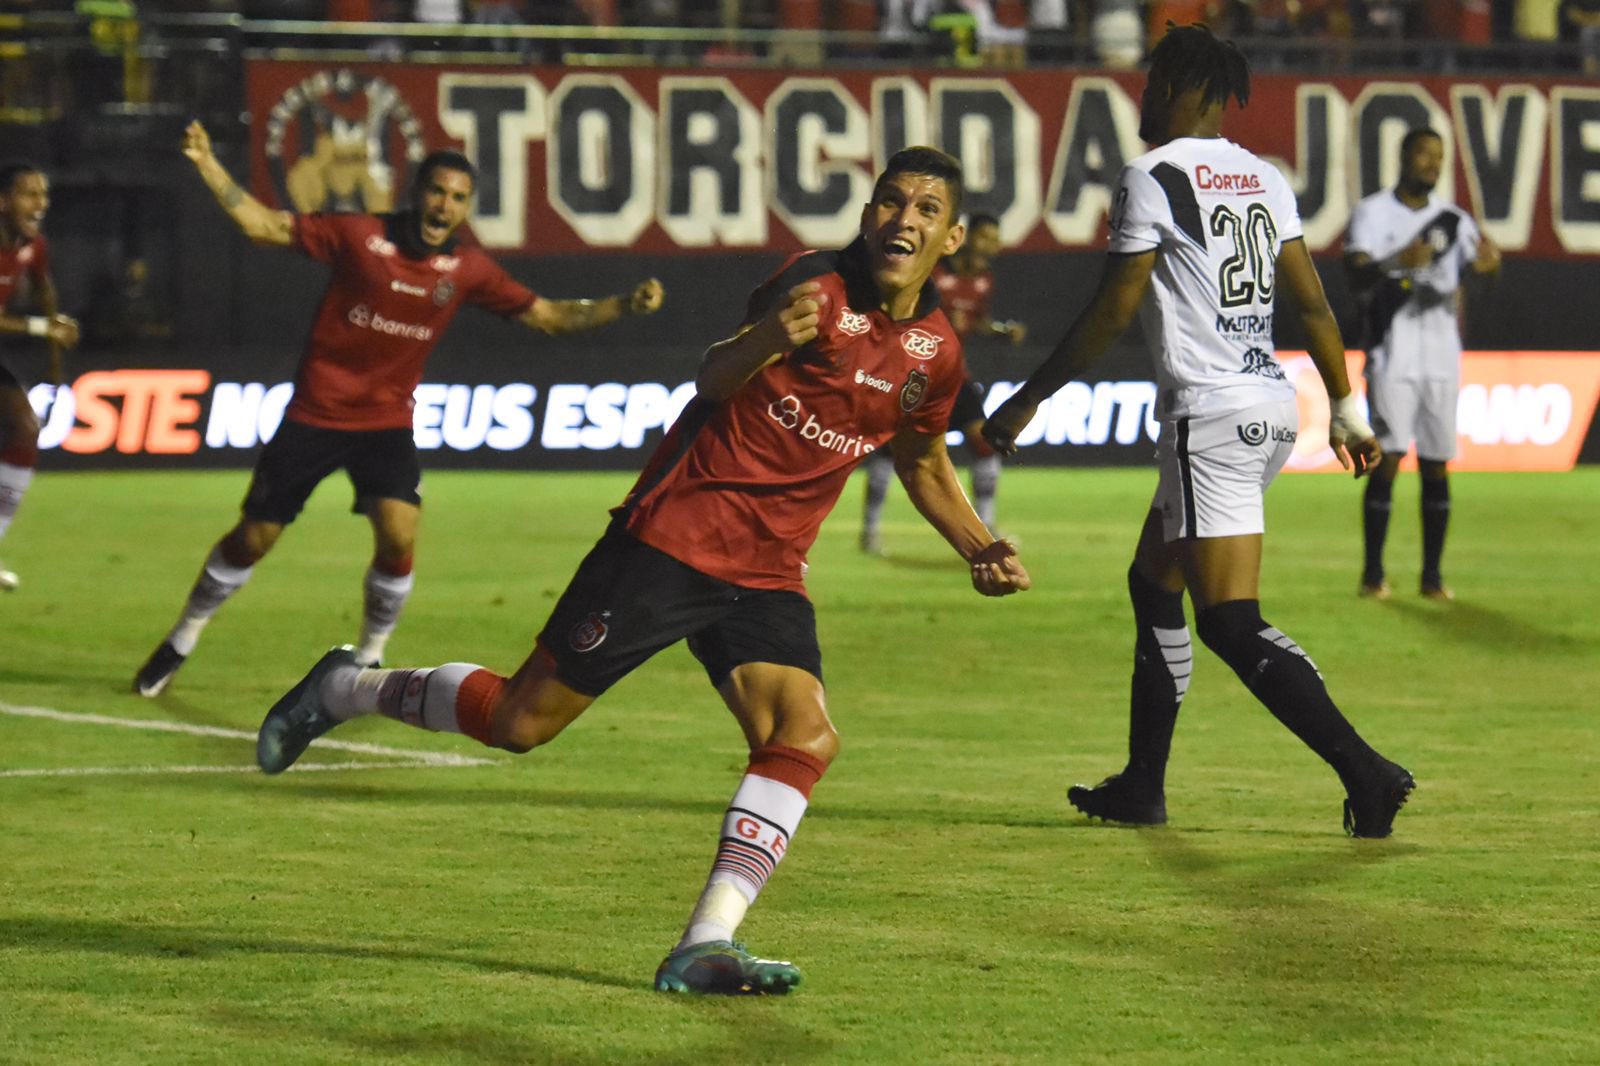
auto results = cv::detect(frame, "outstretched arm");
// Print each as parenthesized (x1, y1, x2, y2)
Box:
(518, 277, 663, 336)
(695, 281, 825, 401)
(183, 120, 293, 247)
(892, 428, 1030, 596)
(982, 249, 1155, 454)
(1278, 237, 1381, 477)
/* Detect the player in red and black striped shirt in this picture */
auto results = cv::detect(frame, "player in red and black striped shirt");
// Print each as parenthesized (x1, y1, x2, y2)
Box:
(256, 147, 1031, 995)
(0, 162, 81, 592)
(134, 121, 662, 697)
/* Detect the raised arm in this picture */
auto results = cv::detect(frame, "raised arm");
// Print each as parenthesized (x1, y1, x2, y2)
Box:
(517, 277, 664, 336)
(183, 120, 293, 247)
(982, 249, 1155, 454)
(891, 428, 1030, 596)
(695, 281, 824, 401)
(1277, 237, 1380, 477)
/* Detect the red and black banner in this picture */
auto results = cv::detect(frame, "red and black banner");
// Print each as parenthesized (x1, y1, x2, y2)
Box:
(246, 62, 1600, 259)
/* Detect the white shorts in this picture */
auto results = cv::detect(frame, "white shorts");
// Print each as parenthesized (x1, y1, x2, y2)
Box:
(1367, 375, 1458, 462)
(1154, 399, 1298, 541)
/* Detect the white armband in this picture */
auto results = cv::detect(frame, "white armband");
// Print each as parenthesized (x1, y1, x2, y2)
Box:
(26, 316, 49, 337)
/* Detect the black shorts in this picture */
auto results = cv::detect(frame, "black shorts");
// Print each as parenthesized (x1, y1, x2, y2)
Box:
(242, 418, 422, 525)
(537, 531, 823, 697)
(949, 378, 987, 433)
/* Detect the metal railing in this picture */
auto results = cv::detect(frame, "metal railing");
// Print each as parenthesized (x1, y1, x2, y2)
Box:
(0, 10, 1591, 131)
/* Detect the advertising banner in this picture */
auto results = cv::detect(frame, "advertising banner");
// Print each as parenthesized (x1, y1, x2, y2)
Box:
(29, 351, 1600, 473)
(245, 61, 1600, 258)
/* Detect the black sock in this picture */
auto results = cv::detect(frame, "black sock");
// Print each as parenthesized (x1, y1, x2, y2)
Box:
(1124, 565, 1191, 791)
(1196, 600, 1375, 776)
(1421, 474, 1450, 587)
(1362, 476, 1394, 583)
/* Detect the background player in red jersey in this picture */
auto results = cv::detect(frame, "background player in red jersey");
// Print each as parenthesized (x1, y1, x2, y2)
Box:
(0, 162, 81, 592)
(254, 147, 1030, 995)
(858, 211, 1026, 553)
(133, 121, 663, 697)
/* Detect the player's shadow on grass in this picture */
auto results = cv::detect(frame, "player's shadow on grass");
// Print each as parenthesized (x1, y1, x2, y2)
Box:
(183, 775, 1076, 830)
(1386, 597, 1585, 652)
(0, 914, 640, 992)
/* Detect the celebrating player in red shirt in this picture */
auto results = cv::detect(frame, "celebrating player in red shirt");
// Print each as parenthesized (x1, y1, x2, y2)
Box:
(0, 162, 81, 592)
(134, 121, 663, 697)
(255, 147, 1030, 995)
(859, 211, 1027, 554)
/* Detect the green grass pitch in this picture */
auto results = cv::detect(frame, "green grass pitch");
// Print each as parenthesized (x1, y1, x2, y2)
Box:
(2, 466, 1597, 1064)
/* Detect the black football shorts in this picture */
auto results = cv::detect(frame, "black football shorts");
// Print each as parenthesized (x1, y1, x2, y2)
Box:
(242, 418, 422, 524)
(537, 530, 823, 697)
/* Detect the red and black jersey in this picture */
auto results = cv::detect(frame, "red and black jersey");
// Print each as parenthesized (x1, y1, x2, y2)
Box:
(286, 213, 538, 431)
(0, 233, 48, 312)
(931, 262, 993, 341)
(614, 239, 966, 593)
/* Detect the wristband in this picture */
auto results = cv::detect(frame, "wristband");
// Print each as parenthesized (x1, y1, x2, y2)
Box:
(1329, 393, 1373, 440)
(26, 316, 49, 337)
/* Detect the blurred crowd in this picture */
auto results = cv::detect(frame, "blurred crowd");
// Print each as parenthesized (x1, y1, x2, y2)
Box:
(1, 0, 1597, 72)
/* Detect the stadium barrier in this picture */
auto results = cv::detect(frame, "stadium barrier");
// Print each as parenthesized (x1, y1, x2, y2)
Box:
(27, 350, 1600, 473)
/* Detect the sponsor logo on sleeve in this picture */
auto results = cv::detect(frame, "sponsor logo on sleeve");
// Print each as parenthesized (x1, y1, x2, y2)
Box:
(901, 328, 940, 360)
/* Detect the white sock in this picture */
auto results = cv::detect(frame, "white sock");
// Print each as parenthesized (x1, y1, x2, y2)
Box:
(972, 453, 1001, 529)
(0, 461, 34, 542)
(167, 546, 253, 656)
(319, 664, 389, 722)
(356, 565, 414, 665)
(325, 663, 485, 732)
(677, 771, 811, 950)
(861, 452, 894, 539)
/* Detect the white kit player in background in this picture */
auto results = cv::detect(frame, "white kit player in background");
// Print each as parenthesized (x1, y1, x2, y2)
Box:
(984, 22, 1415, 837)
(1345, 126, 1501, 602)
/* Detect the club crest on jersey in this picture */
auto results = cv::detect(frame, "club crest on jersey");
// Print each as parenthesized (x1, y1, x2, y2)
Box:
(901, 328, 940, 360)
(569, 611, 611, 654)
(1240, 346, 1287, 380)
(837, 308, 870, 336)
(433, 278, 455, 306)
(900, 367, 929, 412)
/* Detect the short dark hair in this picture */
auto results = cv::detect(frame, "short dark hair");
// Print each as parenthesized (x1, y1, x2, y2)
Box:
(1147, 22, 1251, 111)
(0, 162, 44, 196)
(413, 150, 477, 194)
(1400, 127, 1443, 156)
(876, 146, 963, 221)
(966, 212, 1000, 232)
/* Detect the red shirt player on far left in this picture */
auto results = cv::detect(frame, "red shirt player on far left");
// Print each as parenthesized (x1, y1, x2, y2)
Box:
(133, 121, 664, 697)
(0, 162, 81, 592)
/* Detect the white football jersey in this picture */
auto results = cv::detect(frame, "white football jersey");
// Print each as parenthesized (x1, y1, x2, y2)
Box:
(1345, 190, 1481, 382)
(1109, 136, 1302, 419)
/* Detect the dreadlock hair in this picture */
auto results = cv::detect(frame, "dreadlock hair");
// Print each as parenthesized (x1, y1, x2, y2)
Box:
(1400, 127, 1442, 156)
(1147, 22, 1251, 111)
(876, 146, 964, 220)
(0, 161, 43, 196)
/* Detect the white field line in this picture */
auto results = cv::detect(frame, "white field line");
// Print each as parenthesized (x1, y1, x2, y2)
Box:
(0, 701, 498, 776)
